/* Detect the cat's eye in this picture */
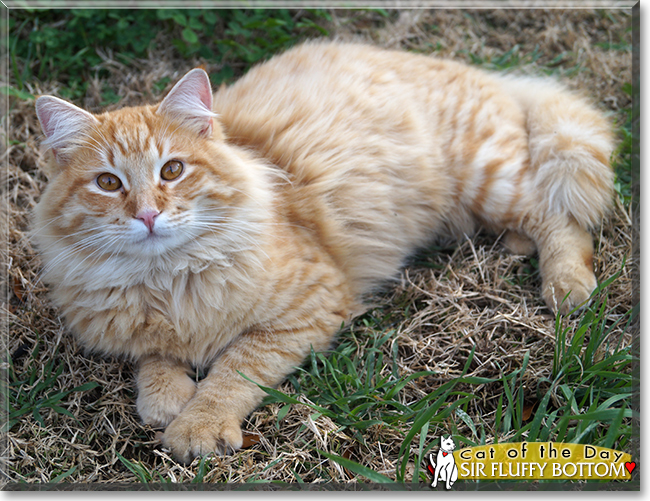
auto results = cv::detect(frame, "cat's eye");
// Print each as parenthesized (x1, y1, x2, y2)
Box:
(96, 173, 122, 191)
(161, 160, 184, 181)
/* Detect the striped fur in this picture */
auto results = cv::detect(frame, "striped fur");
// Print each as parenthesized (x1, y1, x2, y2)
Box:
(32, 41, 614, 462)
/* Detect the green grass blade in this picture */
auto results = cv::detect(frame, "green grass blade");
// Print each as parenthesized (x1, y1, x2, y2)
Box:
(191, 456, 209, 483)
(50, 465, 77, 483)
(455, 408, 477, 440)
(318, 449, 395, 484)
(523, 383, 554, 442)
(116, 452, 150, 483)
(414, 420, 429, 484)
(601, 406, 627, 449)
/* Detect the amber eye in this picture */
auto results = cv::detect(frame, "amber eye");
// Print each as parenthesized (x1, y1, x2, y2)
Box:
(96, 173, 122, 191)
(161, 160, 184, 181)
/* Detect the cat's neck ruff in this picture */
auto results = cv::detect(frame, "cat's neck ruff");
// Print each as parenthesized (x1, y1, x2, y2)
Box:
(40, 232, 269, 291)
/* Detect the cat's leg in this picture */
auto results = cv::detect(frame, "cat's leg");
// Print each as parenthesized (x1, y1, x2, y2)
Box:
(443, 465, 453, 489)
(523, 214, 597, 315)
(449, 463, 458, 489)
(503, 230, 536, 256)
(498, 74, 613, 313)
(432, 461, 444, 488)
(162, 320, 342, 462)
(136, 355, 197, 428)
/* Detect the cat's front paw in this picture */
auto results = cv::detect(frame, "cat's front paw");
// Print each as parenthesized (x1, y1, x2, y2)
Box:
(542, 268, 597, 316)
(162, 408, 243, 463)
(136, 371, 197, 428)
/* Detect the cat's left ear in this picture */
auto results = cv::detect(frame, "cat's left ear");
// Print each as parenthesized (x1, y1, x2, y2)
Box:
(157, 68, 216, 138)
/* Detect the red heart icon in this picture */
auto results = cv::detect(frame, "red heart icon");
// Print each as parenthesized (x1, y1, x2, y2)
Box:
(625, 462, 636, 474)
(442, 452, 448, 457)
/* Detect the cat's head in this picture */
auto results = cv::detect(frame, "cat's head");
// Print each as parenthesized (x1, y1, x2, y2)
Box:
(440, 435, 456, 451)
(32, 69, 272, 287)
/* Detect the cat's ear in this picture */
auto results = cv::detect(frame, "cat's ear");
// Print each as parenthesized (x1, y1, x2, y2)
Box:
(35, 95, 99, 163)
(157, 68, 216, 138)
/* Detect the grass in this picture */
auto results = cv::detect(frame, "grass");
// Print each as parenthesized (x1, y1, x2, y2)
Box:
(8, 8, 332, 101)
(248, 274, 638, 486)
(3, 337, 98, 432)
(3, 7, 637, 489)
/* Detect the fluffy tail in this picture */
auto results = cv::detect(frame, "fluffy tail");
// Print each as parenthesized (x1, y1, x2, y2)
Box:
(502, 76, 616, 229)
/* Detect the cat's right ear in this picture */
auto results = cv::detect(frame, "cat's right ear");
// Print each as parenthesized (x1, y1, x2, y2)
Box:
(35, 96, 99, 164)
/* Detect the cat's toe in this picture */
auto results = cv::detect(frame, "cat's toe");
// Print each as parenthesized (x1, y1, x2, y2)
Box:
(162, 409, 243, 463)
(136, 372, 197, 428)
(542, 271, 597, 316)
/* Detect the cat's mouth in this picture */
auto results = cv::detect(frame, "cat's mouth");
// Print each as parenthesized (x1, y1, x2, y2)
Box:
(130, 226, 197, 256)
(132, 231, 176, 253)
(136, 231, 164, 242)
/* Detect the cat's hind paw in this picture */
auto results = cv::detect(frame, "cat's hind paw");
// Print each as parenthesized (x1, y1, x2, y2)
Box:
(542, 270, 597, 316)
(162, 408, 243, 463)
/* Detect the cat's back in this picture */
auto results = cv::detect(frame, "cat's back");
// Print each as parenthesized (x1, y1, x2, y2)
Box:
(213, 41, 525, 191)
(212, 41, 528, 293)
(213, 41, 494, 164)
(213, 42, 434, 164)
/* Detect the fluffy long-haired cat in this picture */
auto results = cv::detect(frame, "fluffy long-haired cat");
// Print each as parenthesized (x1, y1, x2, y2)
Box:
(32, 41, 614, 462)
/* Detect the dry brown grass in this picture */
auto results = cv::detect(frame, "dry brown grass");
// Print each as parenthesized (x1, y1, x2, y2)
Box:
(2, 8, 635, 487)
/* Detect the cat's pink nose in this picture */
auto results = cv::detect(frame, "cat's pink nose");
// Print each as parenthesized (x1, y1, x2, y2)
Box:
(136, 210, 160, 233)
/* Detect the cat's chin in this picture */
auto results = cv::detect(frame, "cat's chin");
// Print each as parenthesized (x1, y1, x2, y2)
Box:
(130, 233, 184, 256)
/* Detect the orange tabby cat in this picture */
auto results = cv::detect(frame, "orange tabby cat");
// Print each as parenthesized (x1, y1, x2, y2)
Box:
(32, 42, 614, 462)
